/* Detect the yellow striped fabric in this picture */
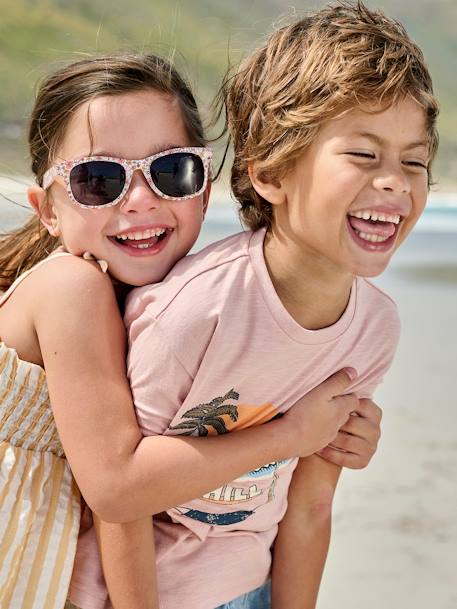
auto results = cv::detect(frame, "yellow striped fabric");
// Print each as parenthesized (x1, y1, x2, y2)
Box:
(0, 342, 81, 609)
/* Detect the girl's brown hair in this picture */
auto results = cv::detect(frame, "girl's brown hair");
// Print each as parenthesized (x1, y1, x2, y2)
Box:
(218, 0, 439, 231)
(0, 52, 205, 291)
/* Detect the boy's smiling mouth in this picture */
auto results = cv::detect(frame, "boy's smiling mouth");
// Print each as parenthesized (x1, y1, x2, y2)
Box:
(346, 209, 404, 249)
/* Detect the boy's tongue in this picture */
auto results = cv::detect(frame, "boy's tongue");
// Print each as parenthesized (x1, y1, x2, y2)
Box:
(348, 215, 396, 238)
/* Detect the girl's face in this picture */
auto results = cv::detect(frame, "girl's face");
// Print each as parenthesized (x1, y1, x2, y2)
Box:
(31, 90, 209, 286)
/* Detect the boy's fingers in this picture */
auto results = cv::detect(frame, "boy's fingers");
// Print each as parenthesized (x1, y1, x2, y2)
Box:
(322, 368, 357, 397)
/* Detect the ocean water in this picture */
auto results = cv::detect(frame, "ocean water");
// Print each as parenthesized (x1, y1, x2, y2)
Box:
(195, 194, 457, 279)
(1, 177, 456, 284)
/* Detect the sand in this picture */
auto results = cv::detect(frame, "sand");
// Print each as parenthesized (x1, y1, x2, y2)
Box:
(319, 271, 457, 609)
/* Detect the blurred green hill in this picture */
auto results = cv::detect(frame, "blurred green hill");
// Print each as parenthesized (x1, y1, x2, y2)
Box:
(0, 0, 455, 187)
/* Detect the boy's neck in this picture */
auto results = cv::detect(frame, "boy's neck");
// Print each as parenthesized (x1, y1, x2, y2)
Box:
(263, 228, 355, 331)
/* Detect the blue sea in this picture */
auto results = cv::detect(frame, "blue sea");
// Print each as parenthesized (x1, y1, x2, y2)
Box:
(1, 179, 456, 281)
(195, 194, 457, 271)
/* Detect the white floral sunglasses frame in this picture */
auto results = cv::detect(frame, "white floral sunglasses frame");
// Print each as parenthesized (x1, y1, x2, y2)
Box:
(42, 146, 213, 209)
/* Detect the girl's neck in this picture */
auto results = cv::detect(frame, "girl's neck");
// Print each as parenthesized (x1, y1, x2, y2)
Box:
(263, 227, 354, 330)
(112, 280, 131, 314)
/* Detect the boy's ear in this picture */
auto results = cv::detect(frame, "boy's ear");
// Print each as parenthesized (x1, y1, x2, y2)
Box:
(248, 163, 286, 206)
(27, 185, 61, 237)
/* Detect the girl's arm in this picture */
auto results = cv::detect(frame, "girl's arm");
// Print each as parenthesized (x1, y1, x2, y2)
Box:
(34, 257, 355, 522)
(271, 456, 341, 609)
(93, 515, 158, 609)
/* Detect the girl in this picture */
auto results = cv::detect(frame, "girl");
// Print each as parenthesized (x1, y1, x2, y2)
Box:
(0, 53, 379, 609)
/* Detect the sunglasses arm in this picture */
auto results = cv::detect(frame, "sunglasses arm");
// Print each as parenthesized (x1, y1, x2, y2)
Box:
(42, 166, 60, 190)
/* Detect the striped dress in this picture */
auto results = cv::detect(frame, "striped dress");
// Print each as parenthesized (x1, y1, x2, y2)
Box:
(0, 255, 81, 609)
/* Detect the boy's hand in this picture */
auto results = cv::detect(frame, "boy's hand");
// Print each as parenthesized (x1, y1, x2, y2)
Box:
(317, 398, 382, 469)
(284, 369, 359, 458)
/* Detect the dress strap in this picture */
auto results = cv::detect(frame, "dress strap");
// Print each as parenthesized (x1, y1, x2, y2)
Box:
(0, 252, 73, 307)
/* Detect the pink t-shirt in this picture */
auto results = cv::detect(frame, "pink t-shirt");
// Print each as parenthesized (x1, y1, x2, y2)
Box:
(70, 228, 400, 609)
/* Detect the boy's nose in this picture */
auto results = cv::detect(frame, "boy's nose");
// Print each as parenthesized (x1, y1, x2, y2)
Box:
(120, 169, 162, 213)
(372, 163, 411, 195)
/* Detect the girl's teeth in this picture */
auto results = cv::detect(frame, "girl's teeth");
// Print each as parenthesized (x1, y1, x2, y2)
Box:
(115, 228, 167, 240)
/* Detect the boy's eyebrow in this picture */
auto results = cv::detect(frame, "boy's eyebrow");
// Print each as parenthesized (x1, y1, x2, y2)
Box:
(349, 131, 429, 150)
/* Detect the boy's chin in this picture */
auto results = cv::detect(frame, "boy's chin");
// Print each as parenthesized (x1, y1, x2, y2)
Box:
(355, 262, 391, 278)
(347, 255, 393, 278)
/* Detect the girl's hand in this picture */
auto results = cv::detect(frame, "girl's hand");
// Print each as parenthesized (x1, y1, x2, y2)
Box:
(316, 398, 382, 469)
(283, 369, 359, 458)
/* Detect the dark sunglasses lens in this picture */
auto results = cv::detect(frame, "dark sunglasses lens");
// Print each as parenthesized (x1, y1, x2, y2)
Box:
(70, 161, 126, 207)
(150, 153, 205, 198)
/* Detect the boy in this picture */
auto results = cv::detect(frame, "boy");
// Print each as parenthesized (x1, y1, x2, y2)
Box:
(126, 2, 438, 608)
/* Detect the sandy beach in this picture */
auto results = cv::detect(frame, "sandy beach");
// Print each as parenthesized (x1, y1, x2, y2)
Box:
(1, 177, 456, 608)
(321, 273, 457, 609)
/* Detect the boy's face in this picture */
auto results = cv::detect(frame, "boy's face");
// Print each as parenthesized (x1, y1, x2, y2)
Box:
(274, 96, 429, 277)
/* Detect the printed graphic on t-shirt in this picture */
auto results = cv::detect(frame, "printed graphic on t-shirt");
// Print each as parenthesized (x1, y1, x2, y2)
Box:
(167, 389, 291, 525)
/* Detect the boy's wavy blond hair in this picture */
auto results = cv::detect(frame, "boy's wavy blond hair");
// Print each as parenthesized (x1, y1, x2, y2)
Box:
(221, 1, 439, 231)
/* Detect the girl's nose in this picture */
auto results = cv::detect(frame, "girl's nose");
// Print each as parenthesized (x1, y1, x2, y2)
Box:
(120, 170, 162, 213)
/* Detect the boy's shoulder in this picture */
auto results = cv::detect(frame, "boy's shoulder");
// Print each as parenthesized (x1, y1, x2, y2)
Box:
(125, 230, 255, 327)
(357, 277, 398, 310)
(356, 276, 401, 333)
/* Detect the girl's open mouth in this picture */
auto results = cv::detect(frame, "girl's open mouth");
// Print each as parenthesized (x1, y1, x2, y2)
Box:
(109, 227, 172, 254)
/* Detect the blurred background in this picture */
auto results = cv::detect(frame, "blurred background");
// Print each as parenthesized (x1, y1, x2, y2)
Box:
(1, 1, 456, 608)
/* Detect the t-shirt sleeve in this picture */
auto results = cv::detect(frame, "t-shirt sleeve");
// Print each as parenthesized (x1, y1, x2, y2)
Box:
(127, 311, 193, 436)
(355, 302, 401, 400)
(357, 363, 394, 400)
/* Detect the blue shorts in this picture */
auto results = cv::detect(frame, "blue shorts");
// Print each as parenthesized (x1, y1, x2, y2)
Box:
(214, 581, 271, 609)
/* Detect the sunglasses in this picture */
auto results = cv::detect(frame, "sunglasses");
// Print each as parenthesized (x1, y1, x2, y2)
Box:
(42, 147, 212, 209)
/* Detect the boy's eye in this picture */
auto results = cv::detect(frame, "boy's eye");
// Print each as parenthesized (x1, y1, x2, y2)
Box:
(404, 160, 428, 169)
(346, 151, 376, 159)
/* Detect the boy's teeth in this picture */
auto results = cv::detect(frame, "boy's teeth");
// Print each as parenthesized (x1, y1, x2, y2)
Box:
(355, 230, 390, 243)
(349, 211, 400, 224)
(116, 228, 166, 240)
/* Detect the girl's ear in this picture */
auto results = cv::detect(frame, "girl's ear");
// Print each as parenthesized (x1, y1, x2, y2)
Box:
(248, 163, 286, 206)
(27, 186, 61, 237)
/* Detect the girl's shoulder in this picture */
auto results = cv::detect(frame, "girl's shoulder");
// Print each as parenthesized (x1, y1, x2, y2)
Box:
(29, 253, 114, 307)
(32, 252, 111, 289)
(28, 253, 118, 328)
(31, 254, 124, 361)
(1, 253, 117, 367)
